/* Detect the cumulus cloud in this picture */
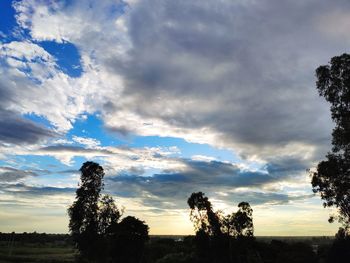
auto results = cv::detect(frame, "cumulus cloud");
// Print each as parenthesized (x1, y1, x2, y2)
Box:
(72, 136, 101, 148)
(0, 40, 76, 134)
(106, 157, 312, 209)
(0, 167, 38, 182)
(116, 0, 341, 157)
(0, 183, 74, 196)
(0, 44, 56, 145)
(9, 0, 344, 165)
(0, 137, 312, 209)
(0, 110, 55, 144)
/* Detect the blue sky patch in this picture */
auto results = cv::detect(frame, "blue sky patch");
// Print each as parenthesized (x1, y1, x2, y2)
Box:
(38, 41, 82, 77)
(0, 1, 16, 38)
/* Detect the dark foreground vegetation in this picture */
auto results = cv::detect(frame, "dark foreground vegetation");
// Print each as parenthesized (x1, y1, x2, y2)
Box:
(0, 232, 75, 263)
(0, 232, 348, 263)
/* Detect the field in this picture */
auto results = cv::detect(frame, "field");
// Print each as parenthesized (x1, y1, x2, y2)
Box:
(0, 235, 335, 263)
(0, 241, 76, 263)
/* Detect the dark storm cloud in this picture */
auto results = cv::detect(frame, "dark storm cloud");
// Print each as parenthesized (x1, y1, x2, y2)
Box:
(265, 157, 310, 175)
(0, 166, 80, 184)
(0, 79, 55, 145)
(0, 110, 55, 144)
(0, 167, 38, 182)
(104, 0, 350, 158)
(217, 192, 315, 207)
(106, 158, 309, 209)
(0, 182, 75, 196)
(40, 145, 113, 154)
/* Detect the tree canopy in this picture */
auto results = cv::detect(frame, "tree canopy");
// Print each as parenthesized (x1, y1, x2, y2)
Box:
(68, 161, 149, 262)
(188, 192, 222, 236)
(311, 53, 350, 234)
(68, 161, 108, 260)
(188, 192, 254, 263)
(188, 192, 254, 238)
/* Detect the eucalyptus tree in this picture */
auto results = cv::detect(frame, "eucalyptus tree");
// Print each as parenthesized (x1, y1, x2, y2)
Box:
(311, 54, 350, 234)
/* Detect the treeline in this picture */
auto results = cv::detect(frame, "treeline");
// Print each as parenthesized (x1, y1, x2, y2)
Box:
(68, 162, 148, 262)
(66, 161, 349, 263)
(0, 232, 72, 244)
(2, 160, 347, 262)
(144, 237, 319, 263)
(186, 191, 254, 262)
(1, 232, 348, 263)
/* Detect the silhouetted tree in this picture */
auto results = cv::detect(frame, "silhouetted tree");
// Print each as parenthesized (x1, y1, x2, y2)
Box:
(311, 54, 350, 234)
(221, 202, 254, 263)
(327, 228, 350, 263)
(99, 194, 122, 235)
(68, 161, 106, 260)
(233, 202, 254, 238)
(188, 192, 222, 237)
(109, 216, 149, 263)
(188, 192, 255, 263)
(68, 161, 149, 262)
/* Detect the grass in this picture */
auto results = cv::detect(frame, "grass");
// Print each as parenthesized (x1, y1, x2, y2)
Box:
(0, 242, 76, 263)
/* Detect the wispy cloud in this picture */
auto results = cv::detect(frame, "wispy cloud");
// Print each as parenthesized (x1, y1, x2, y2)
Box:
(0, 166, 38, 182)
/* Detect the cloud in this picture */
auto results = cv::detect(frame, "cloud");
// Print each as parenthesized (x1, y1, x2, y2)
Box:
(218, 191, 315, 207)
(0, 183, 74, 196)
(0, 40, 74, 135)
(40, 145, 111, 154)
(0, 43, 56, 144)
(101, 0, 337, 156)
(9, 0, 346, 164)
(2, 0, 341, 186)
(0, 140, 309, 209)
(315, 9, 350, 43)
(0, 166, 38, 182)
(0, 110, 55, 145)
(38, 145, 113, 165)
(0, 43, 57, 145)
(106, 158, 311, 209)
(72, 135, 101, 148)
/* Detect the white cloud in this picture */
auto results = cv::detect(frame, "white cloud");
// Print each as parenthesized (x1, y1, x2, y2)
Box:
(1, 0, 344, 191)
(0, 41, 53, 62)
(9, 0, 339, 165)
(72, 135, 101, 148)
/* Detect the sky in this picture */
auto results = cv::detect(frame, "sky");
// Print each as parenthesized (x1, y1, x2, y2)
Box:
(0, 0, 348, 236)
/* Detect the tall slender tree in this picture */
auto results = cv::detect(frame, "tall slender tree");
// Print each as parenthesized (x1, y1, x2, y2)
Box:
(68, 161, 148, 262)
(311, 53, 350, 234)
(188, 192, 254, 263)
(188, 192, 222, 236)
(68, 161, 106, 259)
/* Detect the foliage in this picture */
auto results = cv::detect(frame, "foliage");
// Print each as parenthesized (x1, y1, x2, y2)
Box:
(109, 216, 149, 263)
(257, 240, 317, 263)
(327, 229, 350, 263)
(155, 252, 194, 263)
(187, 192, 255, 262)
(68, 161, 149, 262)
(311, 53, 350, 233)
(188, 192, 254, 238)
(98, 194, 122, 234)
(0, 233, 337, 263)
(68, 161, 107, 260)
(188, 192, 222, 236)
(221, 202, 253, 239)
(232, 202, 254, 237)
